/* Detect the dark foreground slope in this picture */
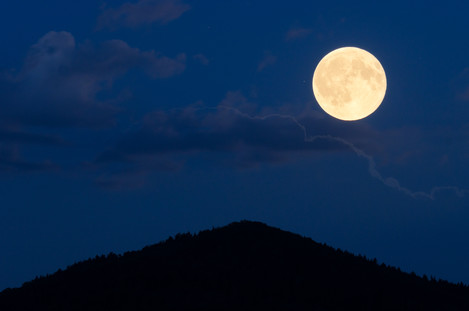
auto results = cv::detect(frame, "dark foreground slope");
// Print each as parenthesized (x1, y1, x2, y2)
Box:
(1, 221, 468, 310)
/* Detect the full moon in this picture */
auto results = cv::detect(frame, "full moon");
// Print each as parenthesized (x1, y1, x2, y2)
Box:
(312, 47, 386, 121)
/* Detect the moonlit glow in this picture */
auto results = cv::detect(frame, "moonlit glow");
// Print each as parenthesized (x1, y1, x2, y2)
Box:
(312, 47, 387, 121)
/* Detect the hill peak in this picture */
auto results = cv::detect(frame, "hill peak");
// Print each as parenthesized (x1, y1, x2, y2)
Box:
(1, 221, 468, 310)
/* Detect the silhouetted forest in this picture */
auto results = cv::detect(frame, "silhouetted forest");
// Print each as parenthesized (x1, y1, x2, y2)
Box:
(1, 221, 468, 310)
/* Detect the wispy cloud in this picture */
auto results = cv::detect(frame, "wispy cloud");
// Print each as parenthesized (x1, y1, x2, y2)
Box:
(454, 68, 469, 101)
(193, 54, 209, 65)
(0, 144, 58, 172)
(285, 27, 313, 41)
(257, 52, 277, 72)
(97, 0, 190, 30)
(92, 91, 469, 198)
(0, 127, 64, 145)
(95, 92, 377, 168)
(0, 31, 186, 128)
(0, 126, 64, 172)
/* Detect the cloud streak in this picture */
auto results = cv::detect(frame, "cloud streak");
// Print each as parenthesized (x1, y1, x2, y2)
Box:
(95, 92, 469, 199)
(0, 127, 64, 145)
(211, 105, 469, 199)
(95, 102, 363, 166)
(0, 144, 58, 172)
(98, 0, 190, 30)
(215, 107, 469, 200)
(257, 52, 277, 72)
(285, 27, 313, 41)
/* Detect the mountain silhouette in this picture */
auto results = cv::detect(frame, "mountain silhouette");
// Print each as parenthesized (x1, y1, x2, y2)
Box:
(1, 220, 468, 310)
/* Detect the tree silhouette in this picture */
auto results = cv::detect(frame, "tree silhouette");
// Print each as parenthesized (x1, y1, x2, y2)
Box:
(0, 220, 468, 310)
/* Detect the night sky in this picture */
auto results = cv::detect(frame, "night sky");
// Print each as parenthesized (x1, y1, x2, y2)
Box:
(2, 0, 469, 290)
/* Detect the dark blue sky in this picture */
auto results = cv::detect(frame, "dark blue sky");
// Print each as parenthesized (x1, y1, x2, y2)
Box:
(1, 0, 469, 290)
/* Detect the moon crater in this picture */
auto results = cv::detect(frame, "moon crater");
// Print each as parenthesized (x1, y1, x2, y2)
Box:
(312, 47, 386, 121)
